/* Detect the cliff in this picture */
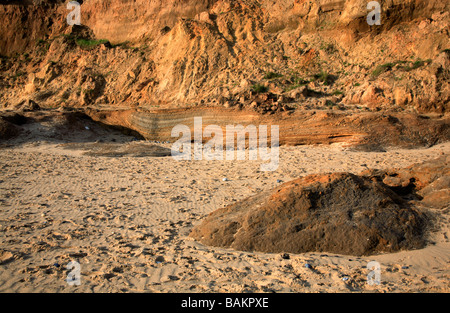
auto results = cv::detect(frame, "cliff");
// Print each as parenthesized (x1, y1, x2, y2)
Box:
(0, 0, 449, 144)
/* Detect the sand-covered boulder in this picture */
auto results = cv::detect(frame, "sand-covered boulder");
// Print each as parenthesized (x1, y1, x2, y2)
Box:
(190, 172, 429, 256)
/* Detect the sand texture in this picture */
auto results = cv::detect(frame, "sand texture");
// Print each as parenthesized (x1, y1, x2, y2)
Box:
(1, 127, 449, 292)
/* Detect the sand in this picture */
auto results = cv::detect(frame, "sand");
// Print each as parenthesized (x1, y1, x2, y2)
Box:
(0, 134, 449, 293)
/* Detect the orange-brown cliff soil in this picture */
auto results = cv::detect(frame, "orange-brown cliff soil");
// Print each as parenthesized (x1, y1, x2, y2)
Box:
(1, 0, 449, 112)
(0, 0, 449, 147)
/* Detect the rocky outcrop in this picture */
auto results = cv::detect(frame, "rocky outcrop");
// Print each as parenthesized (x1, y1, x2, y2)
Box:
(190, 156, 449, 256)
(1, 106, 447, 149)
(364, 155, 450, 210)
(85, 107, 450, 149)
(190, 171, 429, 256)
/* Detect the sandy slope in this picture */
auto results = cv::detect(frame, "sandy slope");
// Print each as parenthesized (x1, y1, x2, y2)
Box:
(0, 137, 449, 293)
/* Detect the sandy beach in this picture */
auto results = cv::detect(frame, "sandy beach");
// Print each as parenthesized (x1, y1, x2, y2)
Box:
(1, 0, 449, 296)
(1, 130, 449, 293)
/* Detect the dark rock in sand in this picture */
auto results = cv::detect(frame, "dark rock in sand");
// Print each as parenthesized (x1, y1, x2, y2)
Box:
(0, 112, 27, 125)
(0, 118, 20, 140)
(190, 172, 429, 256)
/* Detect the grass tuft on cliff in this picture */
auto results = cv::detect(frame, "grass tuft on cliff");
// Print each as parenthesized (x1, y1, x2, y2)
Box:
(251, 84, 268, 93)
(75, 39, 110, 49)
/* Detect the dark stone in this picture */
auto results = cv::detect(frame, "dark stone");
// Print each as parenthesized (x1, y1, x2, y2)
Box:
(190, 172, 429, 256)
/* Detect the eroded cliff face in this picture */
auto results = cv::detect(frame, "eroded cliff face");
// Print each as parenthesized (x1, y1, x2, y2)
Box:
(0, 0, 214, 56)
(0, 0, 449, 130)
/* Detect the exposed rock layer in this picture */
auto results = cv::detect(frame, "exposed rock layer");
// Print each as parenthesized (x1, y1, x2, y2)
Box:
(86, 108, 450, 148)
